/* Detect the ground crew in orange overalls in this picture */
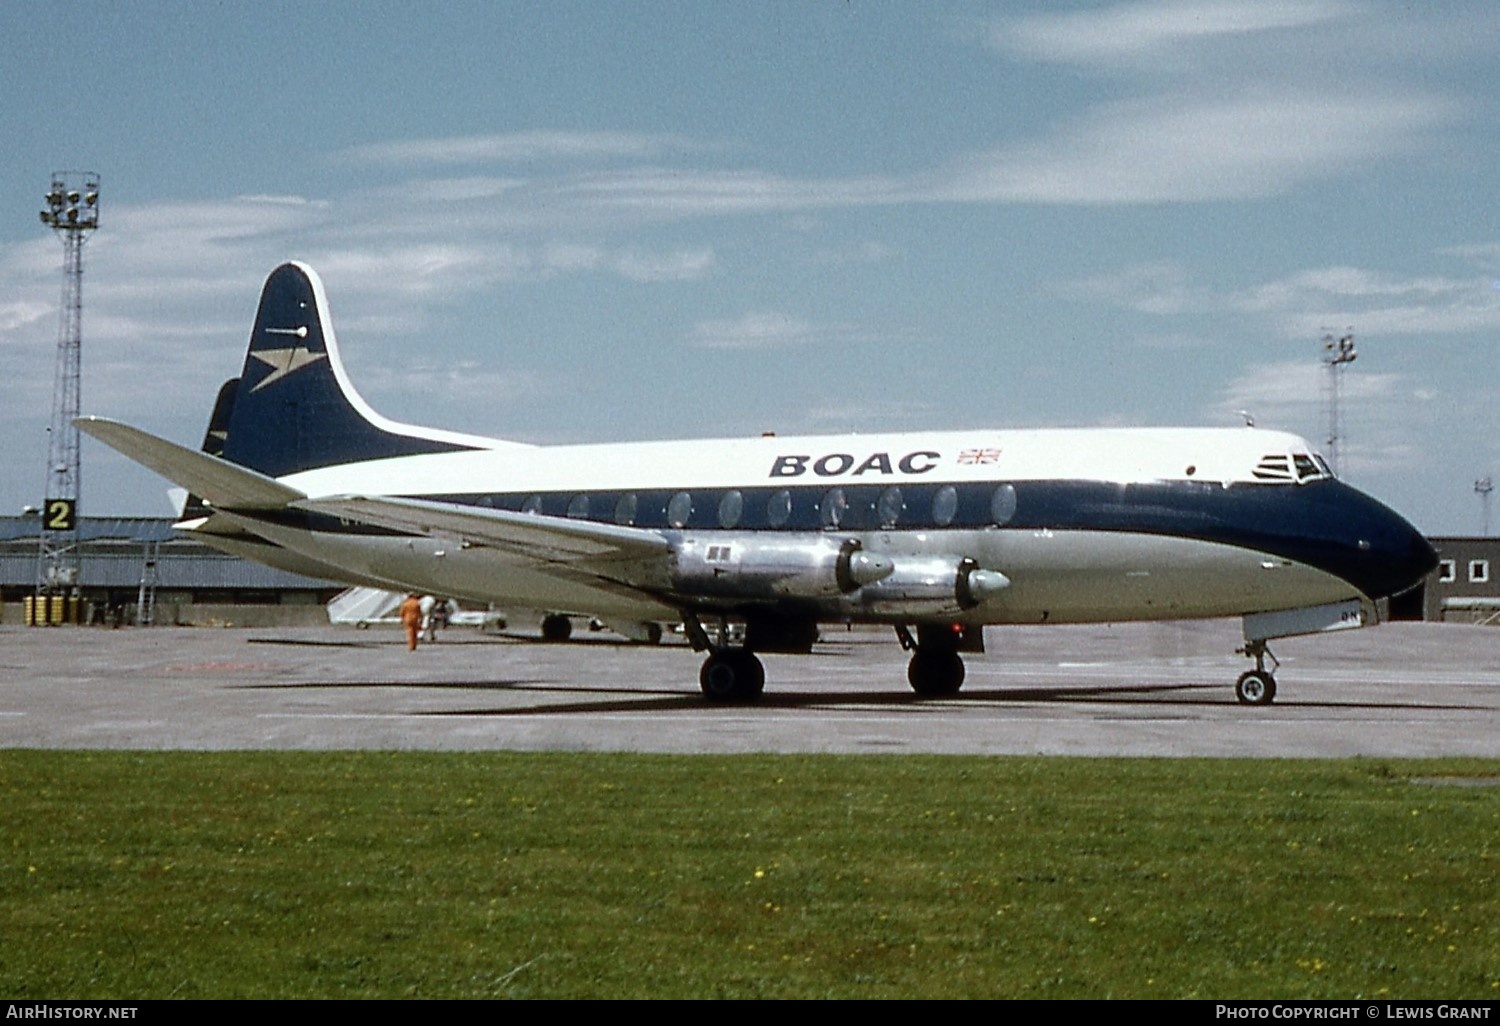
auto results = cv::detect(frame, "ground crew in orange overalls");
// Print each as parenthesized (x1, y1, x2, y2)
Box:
(399, 593, 423, 651)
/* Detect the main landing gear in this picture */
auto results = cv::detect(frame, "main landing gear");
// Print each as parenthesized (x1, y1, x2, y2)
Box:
(684, 615, 977, 702)
(699, 648, 766, 702)
(1234, 639, 1278, 705)
(896, 624, 968, 697)
(540, 614, 573, 643)
(684, 614, 765, 703)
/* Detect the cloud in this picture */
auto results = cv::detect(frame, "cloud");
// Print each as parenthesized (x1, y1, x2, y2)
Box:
(353, 360, 557, 409)
(347, 87, 1449, 222)
(957, 1, 1456, 204)
(992, 0, 1357, 69)
(1216, 357, 1398, 414)
(685, 311, 895, 353)
(571, 168, 898, 215)
(688, 312, 820, 351)
(927, 88, 1449, 205)
(1056, 261, 1202, 315)
(0, 300, 52, 339)
(1441, 243, 1500, 273)
(1208, 358, 1418, 476)
(1061, 259, 1500, 341)
(1232, 266, 1500, 339)
(1135, 332, 1216, 351)
(807, 241, 898, 267)
(339, 131, 708, 167)
(612, 247, 716, 282)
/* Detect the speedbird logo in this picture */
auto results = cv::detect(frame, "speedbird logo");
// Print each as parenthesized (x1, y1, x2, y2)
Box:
(249, 327, 325, 393)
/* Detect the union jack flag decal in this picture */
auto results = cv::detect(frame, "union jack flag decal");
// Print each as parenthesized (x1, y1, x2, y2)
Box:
(957, 448, 1002, 465)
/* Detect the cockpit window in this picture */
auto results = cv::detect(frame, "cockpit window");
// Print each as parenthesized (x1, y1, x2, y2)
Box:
(1254, 452, 1334, 484)
(1252, 455, 1294, 481)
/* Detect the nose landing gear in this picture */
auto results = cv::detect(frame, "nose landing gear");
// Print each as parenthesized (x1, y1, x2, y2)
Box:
(1234, 639, 1278, 705)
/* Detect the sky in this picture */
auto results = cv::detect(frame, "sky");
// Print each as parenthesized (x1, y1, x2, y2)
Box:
(1, 0, 1497, 534)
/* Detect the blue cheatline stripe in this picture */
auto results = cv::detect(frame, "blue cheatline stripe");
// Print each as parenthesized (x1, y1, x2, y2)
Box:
(233, 476, 1433, 601)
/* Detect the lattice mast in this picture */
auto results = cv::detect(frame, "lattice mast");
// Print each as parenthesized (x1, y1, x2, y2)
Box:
(1321, 329, 1356, 476)
(35, 173, 99, 611)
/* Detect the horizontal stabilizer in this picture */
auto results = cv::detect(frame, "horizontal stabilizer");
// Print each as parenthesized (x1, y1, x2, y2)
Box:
(294, 495, 671, 563)
(77, 416, 304, 510)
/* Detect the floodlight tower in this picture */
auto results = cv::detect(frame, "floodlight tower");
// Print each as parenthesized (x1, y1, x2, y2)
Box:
(33, 172, 99, 624)
(1477, 477, 1494, 537)
(1321, 329, 1356, 476)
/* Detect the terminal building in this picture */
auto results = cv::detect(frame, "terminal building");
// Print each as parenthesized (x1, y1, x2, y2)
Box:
(1, 514, 1495, 629)
(1421, 536, 1500, 625)
(0, 514, 340, 627)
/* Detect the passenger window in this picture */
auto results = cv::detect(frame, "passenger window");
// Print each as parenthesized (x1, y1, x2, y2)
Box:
(668, 491, 693, 528)
(614, 493, 638, 526)
(718, 490, 743, 529)
(821, 488, 847, 529)
(566, 494, 590, 519)
(521, 495, 543, 515)
(766, 489, 792, 528)
(990, 483, 1017, 526)
(932, 485, 958, 527)
(876, 486, 903, 528)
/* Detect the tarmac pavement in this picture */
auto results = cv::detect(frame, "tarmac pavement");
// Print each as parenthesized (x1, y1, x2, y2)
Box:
(1, 619, 1497, 758)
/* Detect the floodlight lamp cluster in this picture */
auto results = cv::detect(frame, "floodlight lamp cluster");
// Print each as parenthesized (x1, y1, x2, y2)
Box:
(39, 173, 100, 231)
(1321, 329, 1356, 367)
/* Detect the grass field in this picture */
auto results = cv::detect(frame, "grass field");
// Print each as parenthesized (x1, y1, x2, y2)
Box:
(1, 751, 1496, 999)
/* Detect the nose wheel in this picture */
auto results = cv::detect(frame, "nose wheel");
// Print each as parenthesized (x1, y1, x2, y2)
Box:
(1234, 669, 1277, 705)
(1235, 639, 1278, 705)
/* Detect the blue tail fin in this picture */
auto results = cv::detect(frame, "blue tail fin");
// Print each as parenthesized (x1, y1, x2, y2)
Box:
(219, 262, 493, 477)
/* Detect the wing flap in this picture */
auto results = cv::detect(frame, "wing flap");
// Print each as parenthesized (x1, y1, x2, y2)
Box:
(77, 416, 304, 509)
(294, 494, 672, 563)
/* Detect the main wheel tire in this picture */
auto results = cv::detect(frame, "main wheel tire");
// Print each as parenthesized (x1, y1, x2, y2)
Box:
(700, 650, 766, 702)
(1235, 670, 1276, 705)
(540, 614, 573, 643)
(907, 648, 965, 696)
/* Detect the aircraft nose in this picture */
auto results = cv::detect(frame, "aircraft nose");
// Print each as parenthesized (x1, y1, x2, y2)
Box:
(1351, 503, 1437, 601)
(1289, 481, 1436, 602)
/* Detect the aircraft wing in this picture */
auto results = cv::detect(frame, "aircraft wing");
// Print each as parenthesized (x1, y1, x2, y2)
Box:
(294, 495, 672, 563)
(77, 416, 305, 509)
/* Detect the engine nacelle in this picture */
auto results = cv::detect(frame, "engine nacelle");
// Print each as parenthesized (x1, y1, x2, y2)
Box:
(670, 534, 894, 601)
(850, 557, 1011, 618)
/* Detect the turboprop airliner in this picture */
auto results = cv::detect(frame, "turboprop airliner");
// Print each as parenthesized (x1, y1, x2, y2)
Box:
(80, 262, 1436, 704)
